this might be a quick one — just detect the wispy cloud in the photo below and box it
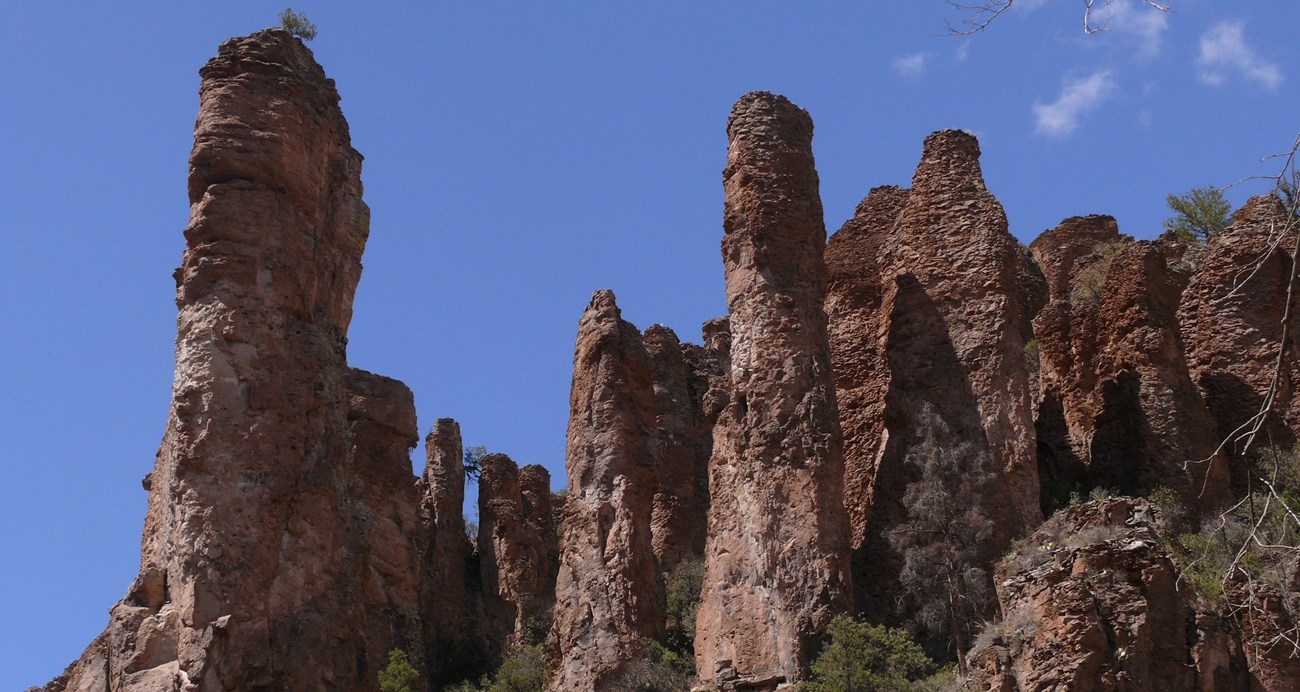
[892,52,931,78]
[1092,0,1169,57]
[1033,70,1117,137]
[1198,20,1283,90]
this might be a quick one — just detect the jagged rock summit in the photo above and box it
[41,28,1300,692]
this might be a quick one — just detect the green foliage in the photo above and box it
[1170,447,1300,606]
[1022,338,1040,376]
[278,8,317,40]
[663,559,705,658]
[612,639,697,691]
[1087,486,1112,502]
[1070,240,1126,305]
[1163,185,1231,244]
[378,649,419,692]
[448,643,547,692]
[464,445,488,483]
[801,615,938,692]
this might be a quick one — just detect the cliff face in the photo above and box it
[829,131,1040,623]
[58,28,385,690]
[694,91,852,689]
[46,31,1300,692]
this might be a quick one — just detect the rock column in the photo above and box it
[695,91,852,687]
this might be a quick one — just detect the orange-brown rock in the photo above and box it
[643,324,714,574]
[695,91,852,687]
[478,455,556,658]
[1180,195,1300,491]
[1030,221,1229,513]
[348,368,425,677]
[551,290,664,690]
[418,418,481,683]
[54,28,393,690]
[968,498,1199,691]
[833,130,1040,622]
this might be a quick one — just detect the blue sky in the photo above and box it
[1,1,1295,686]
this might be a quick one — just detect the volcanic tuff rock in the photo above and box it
[551,290,666,690]
[418,418,481,684]
[54,28,389,690]
[1030,221,1229,513]
[478,455,557,657]
[694,91,852,687]
[1180,195,1300,491]
[830,130,1040,622]
[968,498,1200,691]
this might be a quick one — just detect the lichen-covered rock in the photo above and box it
[550,290,665,690]
[1180,195,1300,492]
[694,91,852,687]
[55,28,391,690]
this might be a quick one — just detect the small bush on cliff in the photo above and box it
[664,559,705,658]
[378,649,419,692]
[1070,240,1126,305]
[464,445,489,483]
[278,8,317,40]
[801,615,938,692]
[612,639,697,691]
[447,643,546,692]
[1163,185,1231,244]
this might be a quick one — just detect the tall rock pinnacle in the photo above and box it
[550,290,665,690]
[52,29,395,690]
[694,91,852,687]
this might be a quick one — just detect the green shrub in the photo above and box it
[611,639,697,691]
[278,8,317,40]
[1023,339,1040,376]
[1070,241,1126,305]
[1163,186,1231,244]
[663,559,705,658]
[379,649,419,692]
[801,615,938,692]
[450,644,546,692]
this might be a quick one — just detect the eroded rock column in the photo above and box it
[695,92,852,687]
[550,291,664,690]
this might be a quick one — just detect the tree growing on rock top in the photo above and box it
[1163,185,1232,244]
[279,8,317,40]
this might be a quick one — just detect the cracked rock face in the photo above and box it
[694,91,852,687]
[1180,195,1300,492]
[52,29,400,691]
[831,130,1040,623]
[550,290,666,690]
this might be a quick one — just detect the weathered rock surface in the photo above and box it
[348,368,425,678]
[1180,195,1300,491]
[644,324,715,575]
[1030,220,1229,513]
[418,418,482,684]
[694,91,852,687]
[551,290,666,690]
[478,455,557,657]
[54,28,392,691]
[832,130,1040,622]
[967,498,1200,691]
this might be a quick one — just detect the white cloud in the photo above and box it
[1198,20,1283,90]
[892,52,931,77]
[1092,0,1169,57]
[1033,70,1117,137]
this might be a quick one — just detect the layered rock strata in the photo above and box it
[695,91,852,687]
[55,28,390,690]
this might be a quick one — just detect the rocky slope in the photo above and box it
[45,28,1300,692]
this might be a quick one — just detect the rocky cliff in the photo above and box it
[44,28,1300,692]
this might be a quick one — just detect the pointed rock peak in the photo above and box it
[584,289,622,319]
[1228,193,1290,229]
[726,91,813,143]
[852,185,911,220]
[913,128,986,193]
[643,324,682,349]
